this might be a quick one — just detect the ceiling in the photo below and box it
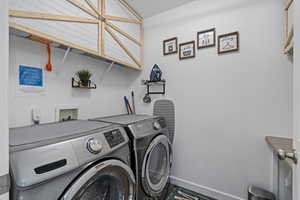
[125,0,194,18]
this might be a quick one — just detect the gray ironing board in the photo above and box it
[153,100,175,144]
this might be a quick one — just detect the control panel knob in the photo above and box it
[153,121,161,130]
[87,138,102,154]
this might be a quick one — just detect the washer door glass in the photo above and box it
[61,160,135,200]
[142,135,171,197]
[75,171,126,200]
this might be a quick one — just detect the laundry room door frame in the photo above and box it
[0,0,9,199]
[293,0,300,199]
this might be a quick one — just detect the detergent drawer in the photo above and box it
[10,141,79,188]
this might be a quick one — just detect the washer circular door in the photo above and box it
[142,135,172,197]
[61,159,135,200]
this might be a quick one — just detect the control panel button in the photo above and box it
[87,138,102,154]
[153,121,161,130]
[158,118,167,128]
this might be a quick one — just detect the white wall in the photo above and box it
[9,36,140,127]
[132,0,293,199]
[8,0,293,199]
[0,194,9,200]
[0,0,9,199]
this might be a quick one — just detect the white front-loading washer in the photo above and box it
[9,120,136,200]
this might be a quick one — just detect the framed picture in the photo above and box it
[163,37,178,55]
[197,28,216,49]
[218,32,239,54]
[179,41,195,60]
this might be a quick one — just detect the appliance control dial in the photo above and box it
[87,138,102,154]
[153,121,161,130]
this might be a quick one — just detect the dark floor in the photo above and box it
[166,185,217,200]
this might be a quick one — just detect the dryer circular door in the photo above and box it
[61,159,135,200]
[142,135,172,197]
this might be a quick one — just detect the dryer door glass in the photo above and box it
[61,160,135,200]
[142,135,171,197]
[148,143,168,185]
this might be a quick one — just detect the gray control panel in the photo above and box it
[104,129,125,148]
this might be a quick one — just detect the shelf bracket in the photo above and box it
[62,47,71,63]
[99,61,115,84]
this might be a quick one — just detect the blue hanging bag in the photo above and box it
[150,64,162,82]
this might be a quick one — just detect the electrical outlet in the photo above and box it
[31,106,41,125]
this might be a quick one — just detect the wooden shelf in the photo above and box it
[72,78,97,89]
[9,23,141,71]
[9,0,144,71]
[73,86,97,89]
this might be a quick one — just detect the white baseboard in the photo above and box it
[170,176,246,200]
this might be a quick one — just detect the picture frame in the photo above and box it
[179,41,196,60]
[197,28,216,49]
[218,32,239,54]
[163,37,178,55]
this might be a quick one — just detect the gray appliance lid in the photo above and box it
[90,114,156,125]
[9,120,112,147]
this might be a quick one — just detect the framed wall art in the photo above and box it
[197,28,216,49]
[218,32,239,54]
[163,37,178,55]
[179,41,195,60]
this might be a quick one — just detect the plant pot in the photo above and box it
[80,80,90,87]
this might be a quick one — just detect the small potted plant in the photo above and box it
[76,69,92,87]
